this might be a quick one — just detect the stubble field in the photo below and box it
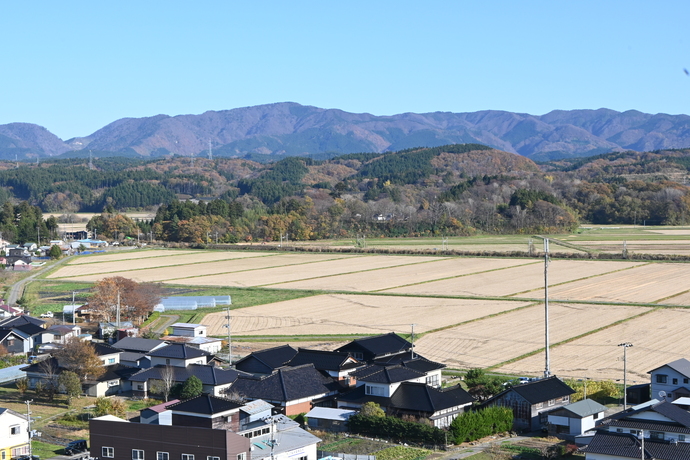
[46,230,690,380]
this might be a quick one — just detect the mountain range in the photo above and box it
[2,102,690,161]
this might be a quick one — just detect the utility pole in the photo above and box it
[410,324,416,359]
[544,238,551,378]
[619,342,633,409]
[25,399,33,459]
[224,305,232,365]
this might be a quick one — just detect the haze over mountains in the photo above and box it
[2,102,690,161]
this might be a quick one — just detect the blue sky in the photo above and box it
[1,1,689,140]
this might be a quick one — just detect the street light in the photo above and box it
[619,342,633,409]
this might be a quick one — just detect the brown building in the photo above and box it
[89,416,250,460]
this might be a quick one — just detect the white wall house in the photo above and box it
[0,408,29,460]
[170,323,206,337]
[648,358,690,402]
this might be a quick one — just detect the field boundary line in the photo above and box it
[416,302,542,339]
[65,249,220,265]
[369,261,541,293]
[486,307,660,371]
[653,288,690,305]
[508,262,651,297]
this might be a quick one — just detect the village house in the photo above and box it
[547,398,608,438]
[0,408,29,460]
[648,358,690,403]
[482,376,575,431]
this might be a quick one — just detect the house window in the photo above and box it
[593,412,599,420]
[108,380,119,387]
[548,399,555,406]
[237,455,246,460]
[365,385,384,396]
[679,434,686,442]
[108,358,116,364]
[535,402,543,409]
[166,359,170,365]
[157,453,169,460]
[2,450,5,460]
[132,450,145,460]
[650,432,664,440]
[10,425,20,435]
[616,428,623,433]
[673,378,679,385]
[657,374,668,384]
[426,375,440,387]
[137,384,144,390]
[207,457,220,460]
[684,378,689,384]
[103,447,115,458]
[353,352,363,360]
[181,454,194,460]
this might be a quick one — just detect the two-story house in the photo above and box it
[581,400,690,459]
[0,408,29,460]
[482,376,575,431]
[648,358,690,402]
[148,343,211,367]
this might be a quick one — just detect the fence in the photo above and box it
[317,452,375,460]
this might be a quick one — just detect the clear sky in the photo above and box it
[1,1,689,140]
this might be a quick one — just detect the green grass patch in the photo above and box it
[374,446,432,460]
[127,399,162,411]
[31,440,66,459]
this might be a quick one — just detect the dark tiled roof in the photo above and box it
[495,376,575,405]
[148,343,210,359]
[235,345,298,371]
[582,430,690,460]
[1,322,45,337]
[112,337,166,353]
[119,352,148,363]
[167,393,243,415]
[0,315,45,328]
[92,342,122,356]
[648,358,690,378]
[231,364,334,402]
[603,401,690,432]
[373,354,445,373]
[288,348,361,372]
[335,333,411,358]
[351,364,425,384]
[389,383,475,413]
[0,329,24,342]
[130,364,243,386]
[337,384,389,407]
[21,357,63,375]
[91,364,140,383]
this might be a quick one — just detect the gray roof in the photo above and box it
[129,364,243,386]
[351,364,426,384]
[582,431,690,460]
[112,337,166,353]
[648,358,690,378]
[231,364,335,402]
[148,343,210,359]
[561,398,608,418]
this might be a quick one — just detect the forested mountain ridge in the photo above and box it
[2,103,690,161]
[0,144,689,245]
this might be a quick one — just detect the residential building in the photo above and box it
[334,332,412,363]
[46,324,81,344]
[234,345,298,375]
[148,343,211,367]
[130,364,244,398]
[305,407,355,432]
[482,376,575,431]
[0,408,29,460]
[648,358,690,402]
[0,329,31,355]
[161,336,224,355]
[581,400,690,459]
[287,348,362,380]
[547,398,608,437]
[231,364,338,416]
[89,416,250,460]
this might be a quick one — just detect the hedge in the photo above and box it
[347,414,445,445]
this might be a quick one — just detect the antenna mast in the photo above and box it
[225,305,232,365]
[544,238,551,378]
[208,140,213,160]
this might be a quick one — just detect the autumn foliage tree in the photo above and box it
[88,276,161,325]
[55,337,105,382]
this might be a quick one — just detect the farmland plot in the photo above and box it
[516,263,690,304]
[413,303,648,370]
[48,251,270,278]
[161,255,446,288]
[495,308,690,381]
[69,249,200,264]
[265,257,534,292]
[384,260,644,298]
[203,294,532,336]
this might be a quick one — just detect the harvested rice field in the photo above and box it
[43,244,690,378]
[203,294,533,336]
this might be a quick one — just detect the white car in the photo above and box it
[40,311,54,318]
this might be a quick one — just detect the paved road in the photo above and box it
[7,255,74,306]
[153,314,180,334]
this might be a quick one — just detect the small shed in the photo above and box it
[547,398,608,437]
[306,407,356,432]
[171,323,206,337]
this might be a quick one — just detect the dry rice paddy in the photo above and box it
[46,246,690,378]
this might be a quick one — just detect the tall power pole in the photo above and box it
[544,238,551,378]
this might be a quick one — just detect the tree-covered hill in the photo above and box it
[0,144,689,245]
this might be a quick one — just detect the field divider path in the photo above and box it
[653,287,690,305]
[507,262,651,298]
[370,260,541,293]
[67,249,220,265]
[415,301,543,339]
[486,306,659,371]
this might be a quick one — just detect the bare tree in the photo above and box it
[150,365,176,401]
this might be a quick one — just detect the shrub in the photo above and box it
[449,406,513,443]
[347,414,445,445]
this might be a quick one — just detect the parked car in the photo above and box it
[39,311,53,318]
[16,455,40,460]
[64,440,88,456]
